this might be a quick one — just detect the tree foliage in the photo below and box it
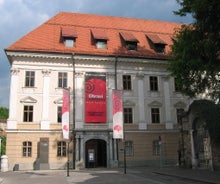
[1,135,6,155]
[169,0,220,100]
[0,107,8,119]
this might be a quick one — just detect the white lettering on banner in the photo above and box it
[89,94,104,99]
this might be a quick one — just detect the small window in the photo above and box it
[126,42,137,51]
[23,105,33,122]
[57,106,62,123]
[176,108,184,124]
[153,140,160,156]
[154,44,165,53]
[64,39,75,47]
[61,27,77,47]
[150,76,158,91]
[124,107,133,124]
[123,75,132,90]
[58,72,67,88]
[125,141,133,156]
[25,71,35,87]
[151,108,160,123]
[120,32,138,51]
[96,40,107,49]
[22,141,32,157]
[57,141,67,157]
[146,34,167,54]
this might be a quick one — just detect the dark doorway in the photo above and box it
[85,139,107,168]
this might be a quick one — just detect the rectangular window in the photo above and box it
[57,106,62,123]
[126,42,137,51]
[22,141,32,157]
[123,75,132,90]
[23,105,33,122]
[151,108,160,123]
[58,72,67,88]
[57,141,67,157]
[124,107,133,124]
[64,39,75,47]
[176,108,184,124]
[153,140,160,156]
[150,76,158,91]
[25,71,35,87]
[96,40,107,49]
[125,141,133,156]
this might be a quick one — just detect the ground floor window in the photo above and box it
[152,140,160,156]
[22,141,32,157]
[125,141,133,156]
[57,141,67,157]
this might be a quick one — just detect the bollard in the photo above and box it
[1,155,8,172]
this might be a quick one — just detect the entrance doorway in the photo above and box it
[85,139,107,168]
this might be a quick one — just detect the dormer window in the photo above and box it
[64,39,75,47]
[91,29,108,49]
[146,34,167,53]
[96,40,107,49]
[120,32,138,51]
[61,27,78,47]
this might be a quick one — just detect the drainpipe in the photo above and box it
[72,53,76,170]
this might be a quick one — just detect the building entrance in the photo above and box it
[85,139,107,168]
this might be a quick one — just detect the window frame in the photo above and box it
[58,72,67,88]
[23,105,33,122]
[124,107,133,124]
[22,141,32,157]
[126,41,137,51]
[125,141,133,156]
[64,38,75,47]
[152,140,160,156]
[149,76,158,91]
[123,75,132,90]
[25,71,35,87]
[96,40,107,49]
[57,106,62,123]
[151,108,160,124]
[57,141,67,157]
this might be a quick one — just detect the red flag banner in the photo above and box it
[112,89,123,139]
[62,89,70,140]
[85,73,106,123]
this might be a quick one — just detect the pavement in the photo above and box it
[0,167,220,184]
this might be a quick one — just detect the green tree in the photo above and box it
[1,135,6,155]
[0,107,9,119]
[169,0,220,100]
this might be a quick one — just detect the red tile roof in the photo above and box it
[6,12,182,59]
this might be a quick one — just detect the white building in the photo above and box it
[5,12,190,170]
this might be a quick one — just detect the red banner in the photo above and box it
[112,89,123,139]
[85,74,106,123]
[62,89,70,140]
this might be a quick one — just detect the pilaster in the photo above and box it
[41,70,51,130]
[7,68,20,129]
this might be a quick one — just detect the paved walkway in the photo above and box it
[1,167,220,184]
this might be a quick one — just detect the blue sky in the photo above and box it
[0,0,192,108]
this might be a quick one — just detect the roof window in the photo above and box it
[91,29,108,49]
[146,34,167,53]
[120,32,138,51]
[61,27,78,47]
